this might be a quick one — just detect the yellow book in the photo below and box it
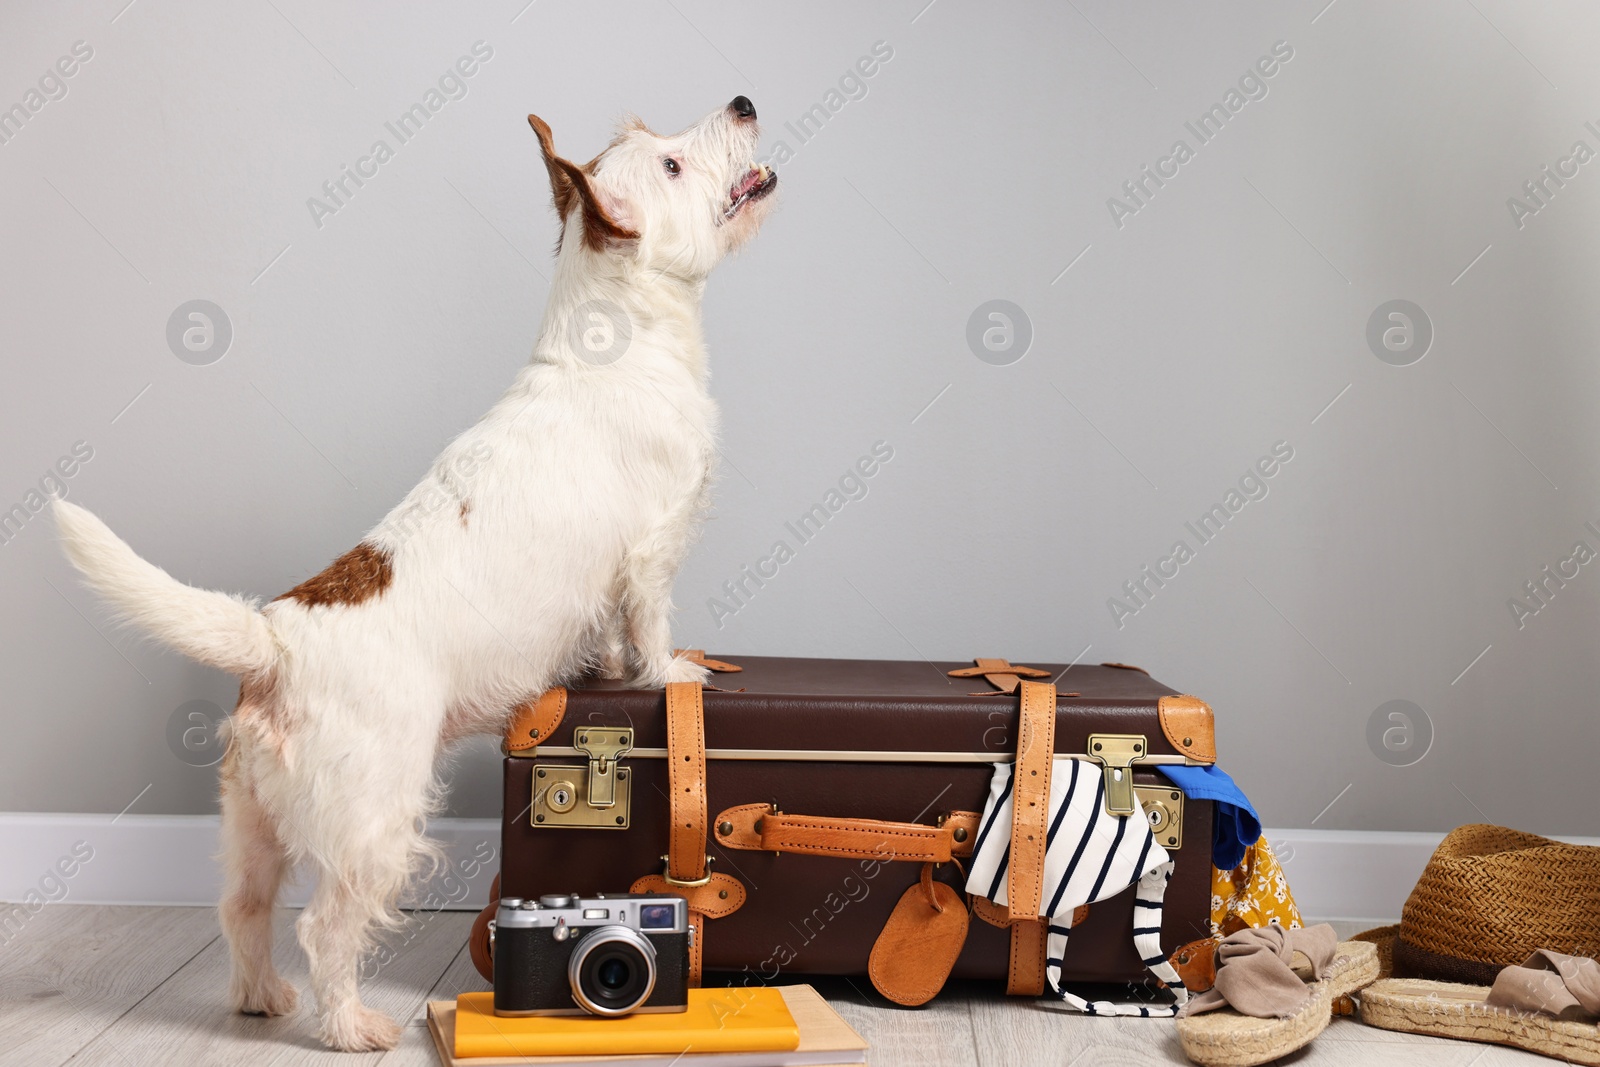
[453,987,800,1059]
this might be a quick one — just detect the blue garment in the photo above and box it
[1157,763,1261,870]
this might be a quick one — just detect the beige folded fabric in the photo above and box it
[1176,933,1379,1067]
[1184,923,1338,1018]
[1488,950,1600,1021]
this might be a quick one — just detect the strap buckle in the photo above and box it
[660,854,715,888]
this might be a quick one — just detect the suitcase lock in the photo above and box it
[530,728,634,829]
[1087,734,1145,817]
[1132,785,1184,849]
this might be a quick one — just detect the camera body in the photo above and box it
[491,892,691,1017]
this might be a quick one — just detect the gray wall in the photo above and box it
[4,0,1597,837]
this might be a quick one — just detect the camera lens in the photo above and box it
[568,926,657,1016]
[598,958,630,990]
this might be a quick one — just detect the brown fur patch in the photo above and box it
[273,543,393,608]
[459,499,471,526]
[528,114,577,248]
[236,671,278,712]
[230,668,290,758]
[527,113,639,252]
[559,156,640,251]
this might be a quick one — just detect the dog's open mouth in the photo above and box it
[724,163,777,219]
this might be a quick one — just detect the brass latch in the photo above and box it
[575,728,633,808]
[1087,733,1146,816]
[532,727,634,830]
[1133,785,1184,849]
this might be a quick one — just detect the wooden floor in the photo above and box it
[0,908,1550,1066]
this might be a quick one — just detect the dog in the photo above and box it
[52,96,776,1051]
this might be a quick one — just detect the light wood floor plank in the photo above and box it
[62,908,473,1067]
[0,905,218,1067]
[378,915,489,1067]
[807,975,978,1067]
[969,991,1186,1067]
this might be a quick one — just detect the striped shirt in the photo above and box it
[965,758,1188,1015]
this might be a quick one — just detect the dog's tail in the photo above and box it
[52,499,280,677]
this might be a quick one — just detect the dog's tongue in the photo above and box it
[730,164,770,200]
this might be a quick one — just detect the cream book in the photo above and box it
[426,984,867,1067]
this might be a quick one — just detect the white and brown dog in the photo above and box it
[53,97,776,1051]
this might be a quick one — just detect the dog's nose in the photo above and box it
[729,95,756,119]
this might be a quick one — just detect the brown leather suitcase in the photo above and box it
[471,654,1218,1004]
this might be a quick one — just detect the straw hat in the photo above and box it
[1356,824,1600,985]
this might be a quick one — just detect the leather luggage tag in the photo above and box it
[868,863,969,1006]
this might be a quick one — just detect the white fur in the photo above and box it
[53,500,280,676]
[53,100,775,1052]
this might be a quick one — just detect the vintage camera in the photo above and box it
[491,893,690,1017]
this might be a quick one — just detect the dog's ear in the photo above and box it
[528,114,640,251]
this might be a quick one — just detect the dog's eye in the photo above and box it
[662,157,681,176]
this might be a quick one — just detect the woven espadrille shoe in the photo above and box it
[1174,925,1380,1067]
[1361,949,1600,1065]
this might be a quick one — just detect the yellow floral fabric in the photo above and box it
[1211,835,1302,937]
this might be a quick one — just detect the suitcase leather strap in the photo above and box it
[1009,918,1049,997]
[655,681,751,986]
[665,681,710,884]
[1006,680,1056,995]
[713,805,981,863]
[974,896,1088,931]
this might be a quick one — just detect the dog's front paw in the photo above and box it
[235,974,298,1017]
[664,657,711,685]
[635,656,711,688]
[320,1004,402,1052]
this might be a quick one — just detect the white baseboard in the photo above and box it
[3,815,1596,923]
[0,813,500,911]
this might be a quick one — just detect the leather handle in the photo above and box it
[665,682,708,883]
[947,657,1050,694]
[714,805,980,862]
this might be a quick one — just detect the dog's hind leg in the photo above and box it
[296,868,405,1052]
[218,747,298,1017]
